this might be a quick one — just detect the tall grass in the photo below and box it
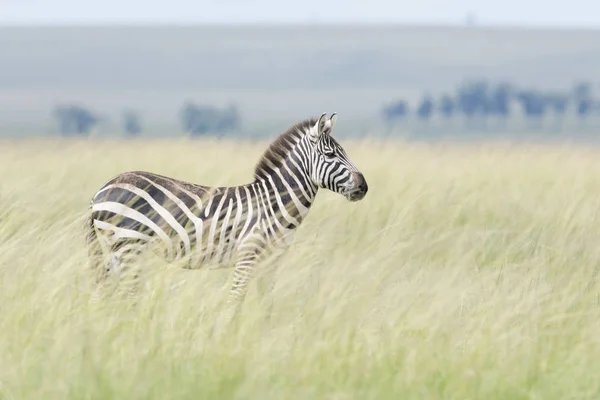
[0,138,599,399]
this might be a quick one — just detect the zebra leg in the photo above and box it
[214,249,263,335]
[111,242,146,301]
[91,237,147,303]
[89,228,117,303]
[90,266,113,303]
[256,250,286,325]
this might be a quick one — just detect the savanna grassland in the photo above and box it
[1,137,600,399]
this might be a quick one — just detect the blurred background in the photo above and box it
[1,0,600,141]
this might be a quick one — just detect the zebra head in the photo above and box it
[308,113,368,202]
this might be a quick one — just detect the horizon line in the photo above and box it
[0,21,599,31]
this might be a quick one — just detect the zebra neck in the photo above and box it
[251,162,317,226]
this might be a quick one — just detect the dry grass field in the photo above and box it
[0,137,599,399]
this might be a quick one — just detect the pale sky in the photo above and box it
[0,0,599,27]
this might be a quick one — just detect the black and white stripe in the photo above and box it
[86,112,368,327]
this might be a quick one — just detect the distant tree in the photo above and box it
[416,95,434,121]
[577,98,593,120]
[382,100,409,123]
[181,102,201,133]
[516,90,547,129]
[486,82,512,130]
[455,80,490,126]
[215,104,241,133]
[122,109,142,137]
[572,81,593,103]
[465,12,477,27]
[546,93,569,115]
[489,83,511,116]
[180,101,241,137]
[439,95,455,119]
[53,105,98,136]
[571,82,594,125]
[545,93,569,131]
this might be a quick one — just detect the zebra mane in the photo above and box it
[253,117,317,180]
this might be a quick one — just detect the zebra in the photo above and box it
[86,112,368,328]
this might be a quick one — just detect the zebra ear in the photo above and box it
[327,112,337,136]
[312,112,328,139]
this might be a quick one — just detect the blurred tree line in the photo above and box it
[179,102,241,136]
[382,80,598,133]
[52,102,241,137]
[51,79,600,138]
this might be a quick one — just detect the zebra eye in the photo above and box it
[323,149,335,157]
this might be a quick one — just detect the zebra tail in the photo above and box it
[84,207,104,272]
